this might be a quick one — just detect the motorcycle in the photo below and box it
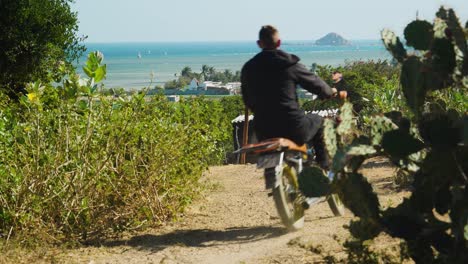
[234,100,347,230]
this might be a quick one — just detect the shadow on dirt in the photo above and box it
[101,226,287,252]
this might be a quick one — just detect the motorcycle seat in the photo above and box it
[235,138,307,155]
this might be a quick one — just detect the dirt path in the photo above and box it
[8,162,404,264]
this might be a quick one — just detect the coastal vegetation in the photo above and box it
[163,65,240,90]
[302,59,403,116]
[0,52,243,243]
[0,0,84,99]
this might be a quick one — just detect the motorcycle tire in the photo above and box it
[327,193,346,216]
[269,165,305,231]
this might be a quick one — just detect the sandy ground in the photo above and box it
[1,160,409,264]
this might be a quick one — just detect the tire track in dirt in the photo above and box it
[56,164,357,264]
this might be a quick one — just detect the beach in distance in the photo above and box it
[77,40,390,89]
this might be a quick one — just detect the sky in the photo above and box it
[72,0,468,42]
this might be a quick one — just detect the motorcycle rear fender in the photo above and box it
[260,152,284,189]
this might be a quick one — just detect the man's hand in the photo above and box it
[339,90,347,99]
[331,87,338,97]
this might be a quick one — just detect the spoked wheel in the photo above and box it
[270,164,305,231]
[327,193,345,216]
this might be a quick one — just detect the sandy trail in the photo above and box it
[12,161,401,264]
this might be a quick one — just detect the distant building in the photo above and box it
[225,82,241,95]
[187,78,200,90]
[199,81,223,91]
[167,95,180,102]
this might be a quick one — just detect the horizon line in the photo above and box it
[82,39,382,44]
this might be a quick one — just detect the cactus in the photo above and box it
[431,38,456,84]
[346,145,376,156]
[313,7,468,263]
[434,7,468,88]
[444,8,467,54]
[298,167,330,197]
[381,129,424,160]
[323,118,337,157]
[370,115,398,146]
[404,20,434,50]
[381,29,407,63]
[418,110,464,150]
[400,56,427,114]
[336,102,357,144]
[434,17,448,39]
[335,172,380,220]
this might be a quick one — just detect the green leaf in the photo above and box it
[381,29,407,63]
[382,129,424,159]
[400,56,426,114]
[404,20,434,50]
[94,65,106,83]
[79,85,91,95]
[78,100,88,110]
[82,66,94,78]
[86,52,99,72]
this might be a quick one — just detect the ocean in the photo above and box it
[77,40,390,89]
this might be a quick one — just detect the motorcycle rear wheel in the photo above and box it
[270,164,305,231]
[327,193,345,216]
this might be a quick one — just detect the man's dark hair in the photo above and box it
[259,25,279,49]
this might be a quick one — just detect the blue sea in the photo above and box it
[77,40,390,89]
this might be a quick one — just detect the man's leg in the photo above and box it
[304,113,330,170]
[309,127,330,170]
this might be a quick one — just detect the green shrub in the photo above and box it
[0,52,234,243]
[305,60,403,116]
[0,0,84,98]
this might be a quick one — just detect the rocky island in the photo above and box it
[315,33,350,46]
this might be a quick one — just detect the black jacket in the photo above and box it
[241,49,333,144]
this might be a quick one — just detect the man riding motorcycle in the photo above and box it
[241,25,338,169]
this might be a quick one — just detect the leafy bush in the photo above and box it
[321,7,467,263]
[0,52,235,243]
[303,60,403,116]
[0,0,84,98]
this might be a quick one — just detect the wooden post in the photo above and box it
[240,107,249,164]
